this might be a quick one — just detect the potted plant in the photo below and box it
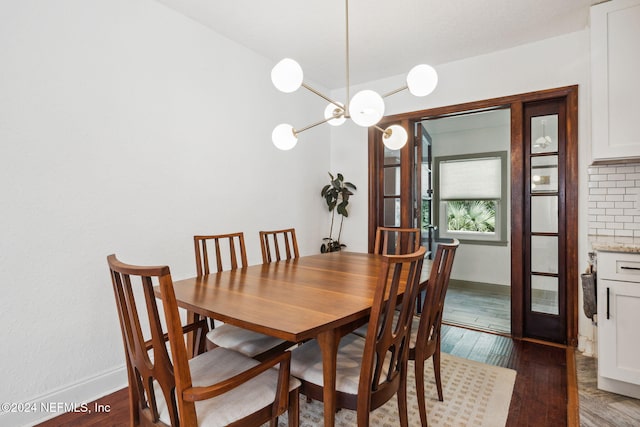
[320,172,357,252]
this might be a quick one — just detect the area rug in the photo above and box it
[271,352,516,427]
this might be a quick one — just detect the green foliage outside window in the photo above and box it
[421,199,431,230]
[447,200,496,233]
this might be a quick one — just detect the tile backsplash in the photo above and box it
[588,164,640,236]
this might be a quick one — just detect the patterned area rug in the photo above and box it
[272,352,516,427]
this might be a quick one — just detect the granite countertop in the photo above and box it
[589,235,640,253]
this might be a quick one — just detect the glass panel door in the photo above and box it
[524,104,566,343]
[418,124,434,257]
[383,145,402,226]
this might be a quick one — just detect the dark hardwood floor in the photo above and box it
[36,324,570,427]
[441,324,569,426]
[35,389,129,427]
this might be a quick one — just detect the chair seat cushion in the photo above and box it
[290,333,390,395]
[207,324,287,357]
[156,347,299,427]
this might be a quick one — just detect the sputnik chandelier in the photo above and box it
[271,0,438,151]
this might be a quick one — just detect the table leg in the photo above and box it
[186,310,196,357]
[316,329,340,427]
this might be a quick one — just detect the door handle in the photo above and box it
[606,287,610,320]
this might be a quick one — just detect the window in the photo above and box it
[434,152,507,244]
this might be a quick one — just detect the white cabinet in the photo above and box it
[597,251,640,398]
[591,0,640,163]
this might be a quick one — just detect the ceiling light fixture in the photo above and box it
[534,120,552,149]
[271,0,438,151]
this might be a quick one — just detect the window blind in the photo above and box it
[440,156,502,200]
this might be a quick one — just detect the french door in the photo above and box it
[368,86,578,345]
[367,119,419,251]
[523,99,567,343]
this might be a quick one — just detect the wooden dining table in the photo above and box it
[162,250,431,426]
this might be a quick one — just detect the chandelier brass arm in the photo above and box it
[383,85,409,99]
[302,83,345,113]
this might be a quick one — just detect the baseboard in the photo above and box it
[449,279,511,294]
[598,374,640,399]
[1,365,127,427]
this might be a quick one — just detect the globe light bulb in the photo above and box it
[406,64,438,97]
[535,135,552,147]
[349,90,385,127]
[272,124,298,150]
[382,125,408,150]
[271,58,303,93]
[324,103,346,126]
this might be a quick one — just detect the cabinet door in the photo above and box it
[591,0,640,162]
[597,278,640,384]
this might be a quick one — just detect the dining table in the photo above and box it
[161,250,431,426]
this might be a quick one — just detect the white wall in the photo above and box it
[429,113,511,286]
[0,0,330,425]
[329,30,594,351]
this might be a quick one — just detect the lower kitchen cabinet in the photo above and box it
[597,251,640,398]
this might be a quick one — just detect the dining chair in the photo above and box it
[289,247,426,427]
[351,239,458,426]
[107,254,299,427]
[350,226,423,339]
[373,226,421,255]
[259,228,299,263]
[409,238,459,426]
[194,233,293,361]
[194,232,248,275]
[194,232,247,332]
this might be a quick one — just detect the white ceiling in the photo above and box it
[155,0,604,90]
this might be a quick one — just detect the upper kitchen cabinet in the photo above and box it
[591,0,640,163]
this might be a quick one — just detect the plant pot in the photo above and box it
[321,239,345,253]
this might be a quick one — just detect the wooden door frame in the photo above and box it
[368,85,579,346]
[367,118,414,252]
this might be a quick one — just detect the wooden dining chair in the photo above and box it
[194,232,247,332]
[410,238,459,427]
[351,239,458,425]
[194,232,248,275]
[194,233,293,361]
[107,254,299,427]
[259,228,299,263]
[290,247,426,427]
[350,226,423,339]
[373,226,421,255]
